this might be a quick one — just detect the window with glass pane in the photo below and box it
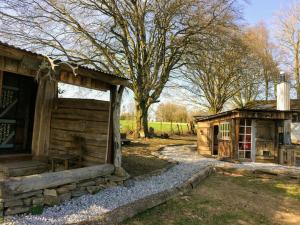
[238,119,252,159]
[219,122,230,140]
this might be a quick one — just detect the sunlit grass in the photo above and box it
[120,120,190,134]
[123,173,300,225]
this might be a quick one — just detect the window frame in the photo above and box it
[219,122,230,140]
[238,119,252,159]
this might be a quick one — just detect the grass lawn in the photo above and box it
[120,120,191,134]
[122,136,197,177]
[122,173,300,225]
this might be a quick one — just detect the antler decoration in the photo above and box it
[36,56,79,82]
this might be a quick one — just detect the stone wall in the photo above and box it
[0,164,126,216]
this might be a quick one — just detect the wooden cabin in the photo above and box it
[195,108,299,164]
[0,42,130,216]
[195,74,300,166]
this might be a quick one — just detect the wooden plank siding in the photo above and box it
[49,98,110,165]
[218,140,231,158]
[196,122,211,155]
[234,118,240,159]
[59,71,111,91]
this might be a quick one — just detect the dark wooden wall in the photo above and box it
[49,98,110,165]
[255,120,276,161]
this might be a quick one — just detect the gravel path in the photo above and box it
[5,145,300,225]
[159,145,300,174]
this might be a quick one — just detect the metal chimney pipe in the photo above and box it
[277,72,290,111]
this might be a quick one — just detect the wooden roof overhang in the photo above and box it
[0,42,129,91]
[194,109,296,123]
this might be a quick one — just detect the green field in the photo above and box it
[120,120,191,134]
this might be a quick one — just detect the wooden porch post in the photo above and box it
[109,85,125,168]
[230,119,236,158]
[234,118,240,159]
[31,77,57,160]
[274,120,279,163]
[251,120,257,162]
[0,70,3,98]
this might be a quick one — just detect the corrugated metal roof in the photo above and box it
[194,107,299,122]
[0,41,129,81]
[245,100,300,111]
[0,41,44,56]
[194,99,300,122]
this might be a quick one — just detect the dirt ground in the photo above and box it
[122,135,197,177]
[123,172,300,225]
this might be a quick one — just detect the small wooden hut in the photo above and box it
[0,42,130,216]
[195,74,300,166]
[195,109,299,163]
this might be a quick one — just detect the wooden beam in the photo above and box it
[59,64,129,86]
[2,164,114,194]
[31,78,58,159]
[59,71,111,91]
[0,56,39,77]
[109,85,125,168]
[234,118,240,159]
[230,119,236,158]
[275,121,279,163]
[0,70,3,98]
[106,87,114,164]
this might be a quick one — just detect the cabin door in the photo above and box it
[0,72,37,154]
[212,125,219,155]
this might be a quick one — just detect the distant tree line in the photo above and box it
[155,103,188,123]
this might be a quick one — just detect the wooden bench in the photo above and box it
[49,136,86,172]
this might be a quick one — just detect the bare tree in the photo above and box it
[231,60,261,108]
[231,24,280,107]
[243,23,279,100]
[0,0,240,137]
[183,28,253,114]
[274,2,300,98]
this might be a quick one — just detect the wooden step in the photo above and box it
[0,154,32,163]
[0,160,49,178]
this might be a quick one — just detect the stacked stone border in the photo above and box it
[0,164,127,216]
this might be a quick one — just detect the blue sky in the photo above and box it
[242,0,291,26]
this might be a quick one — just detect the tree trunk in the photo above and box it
[264,71,269,100]
[111,85,125,168]
[296,64,300,99]
[273,78,278,98]
[134,102,149,138]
